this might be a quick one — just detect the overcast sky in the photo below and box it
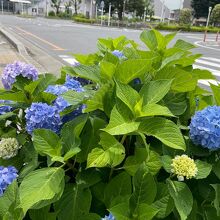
[164,0,183,10]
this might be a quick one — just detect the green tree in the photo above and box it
[179,8,192,24]
[104,0,124,20]
[127,0,154,19]
[71,0,82,15]
[51,0,62,14]
[191,0,220,18]
[211,3,220,25]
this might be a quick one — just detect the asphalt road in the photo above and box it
[0,15,220,86]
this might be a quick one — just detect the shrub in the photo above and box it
[179,8,193,25]
[0,30,220,219]
[73,16,96,24]
[57,12,71,19]
[48,10,55,17]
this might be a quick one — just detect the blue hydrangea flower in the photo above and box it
[61,105,86,124]
[133,78,141,85]
[25,103,61,134]
[0,100,12,115]
[45,85,69,96]
[112,50,125,58]
[2,61,38,90]
[64,75,84,92]
[190,106,220,150]
[54,96,70,113]
[101,213,115,220]
[0,166,18,196]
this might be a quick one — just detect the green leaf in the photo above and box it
[62,90,89,106]
[64,65,101,83]
[28,206,57,220]
[145,151,162,175]
[0,112,16,121]
[174,39,195,50]
[130,165,157,214]
[116,81,140,112]
[100,61,116,80]
[124,148,148,176]
[87,132,125,168]
[140,30,165,50]
[140,80,172,105]
[167,179,193,220]
[18,167,65,215]
[163,93,187,116]
[0,181,18,217]
[192,69,215,80]
[85,83,113,113]
[155,67,197,92]
[115,59,152,84]
[0,91,27,102]
[104,172,132,208]
[55,184,92,220]
[136,203,159,220]
[210,84,220,105]
[195,160,212,179]
[33,129,62,160]
[211,184,220,216]
[103,105,139,135]
[61,114,88,155]
[152,183,174,219]
[110,201,130,220]
[139,118,186,150]
[161,155,172,173]
[138,103,174,117]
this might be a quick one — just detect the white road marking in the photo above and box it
[196,59,220,68]
[200,57,220,63]
[193,65,220,77]
[194,41,220,51]
[62,57,78,65]
[199,79,219,86]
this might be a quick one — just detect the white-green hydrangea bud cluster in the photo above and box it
[0,138,21,159]
[171,154,198,181]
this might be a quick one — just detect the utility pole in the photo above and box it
[143,6,147,22]
[160,0,165,22]
[100,1,104,26]
[1,0,3,14]
[206,6,212,28]
[123,0,126,19]
[108,3,111,26]
[90,0,93,19]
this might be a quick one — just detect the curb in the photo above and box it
[0,24,47,73]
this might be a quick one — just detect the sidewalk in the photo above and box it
[0,33,24,74]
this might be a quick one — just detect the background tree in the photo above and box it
[191,0,220,18]
[210,3,220,25]
[51,0,62,14]
[179,8,193,24]
[65,1,72,14]
[104,0,124,20]
[127,0,154,19]
[71,0,82,15]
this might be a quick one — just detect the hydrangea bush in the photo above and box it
[0,29,219,219]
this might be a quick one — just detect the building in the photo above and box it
[183,0,192,9]
[152,0,170,20]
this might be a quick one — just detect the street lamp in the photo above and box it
[160,0,165,22]
[108,3,112,26]
[206,6,212,28]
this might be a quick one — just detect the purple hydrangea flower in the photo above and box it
[190,106,220,150]
[0,100,12,115]
[101,213,115,220]
[25,103,61,134]
[2,61,38,90]
[45,85,69,96]
[0,166,18,196]
[112,50,125,59]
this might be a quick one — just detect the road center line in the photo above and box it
[15,27,65,51]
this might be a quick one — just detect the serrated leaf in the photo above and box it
[104,172,131,208]
[18,168,65,215]
[140,80,172,105]
[139,118,186,150]
[115,59,152,83]
[167,179,193,220]
[33,129,62,160]
[87,133,125,168]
